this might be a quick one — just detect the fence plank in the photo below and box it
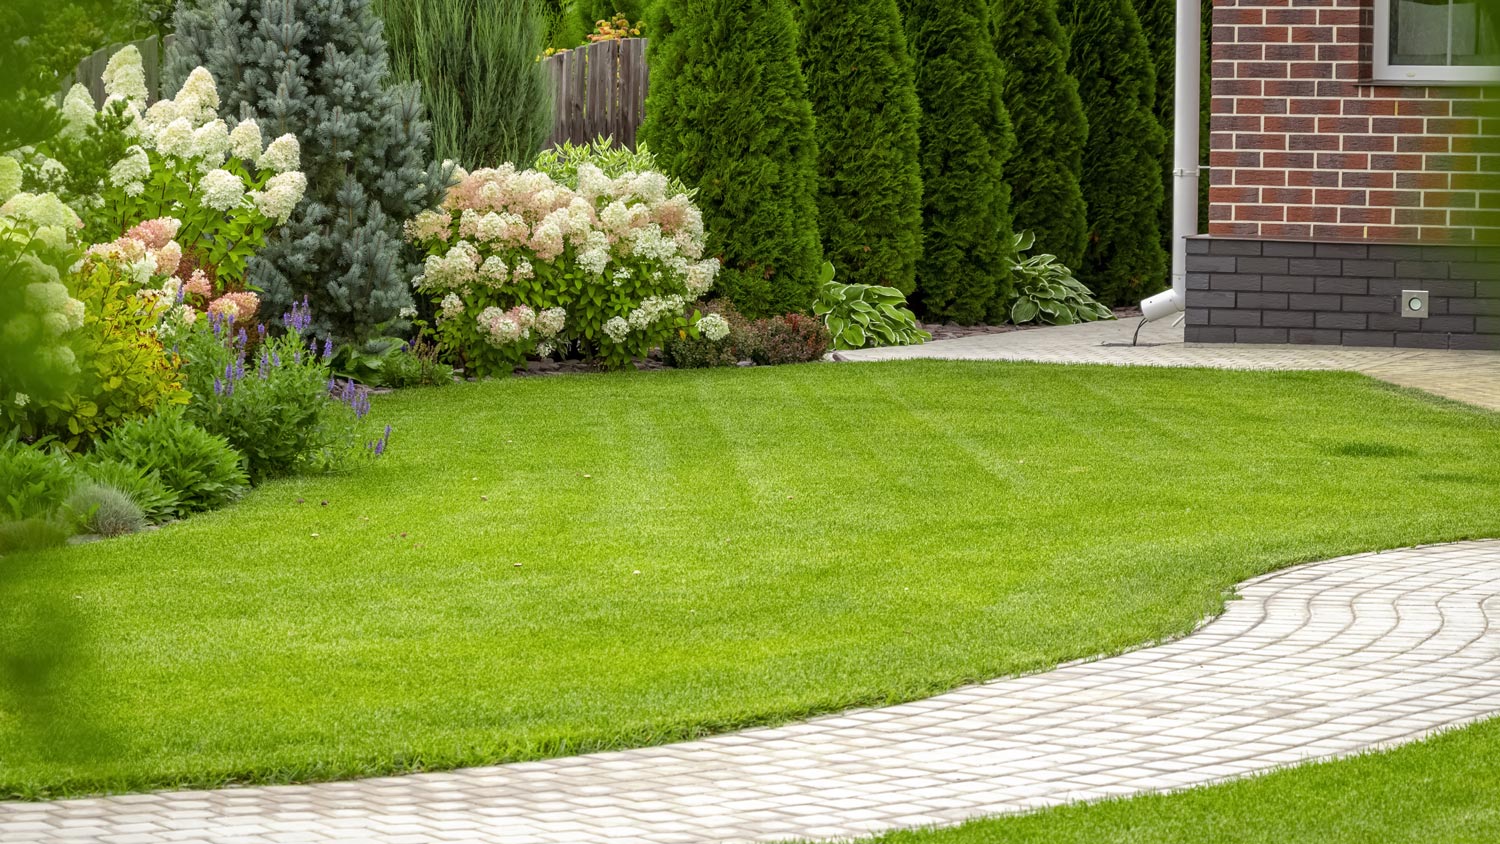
[540,38,648,153]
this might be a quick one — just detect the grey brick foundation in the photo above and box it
[1184,237,1500,350]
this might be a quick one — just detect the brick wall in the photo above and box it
[1185,237,1500,349]
[1209,0,1500,242]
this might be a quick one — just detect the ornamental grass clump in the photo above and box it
[405,160,723,373]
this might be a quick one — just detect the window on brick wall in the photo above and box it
[1375,0,1500,82]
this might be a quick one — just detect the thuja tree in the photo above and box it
[169,0,447,342]
[1061,0,1166,307]
[375,0,553,167]
[992,0,1088,269]
[904,0,1015,324]
[1136,0,1175,255]
[639,0,822,317]
[800,0,923,294]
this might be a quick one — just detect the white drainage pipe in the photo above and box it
[1140,0,1202,324]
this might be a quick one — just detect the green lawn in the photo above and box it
[859,716,1500,844]
[2,360,1498,799]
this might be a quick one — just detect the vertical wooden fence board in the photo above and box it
[65,35,178,106]
[539,38,649,153]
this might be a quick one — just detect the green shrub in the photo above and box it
[0,518,72,556]
[180,305,377,481]
[814,261,931,350]
[382,338,456,388]
[89,409,249,516]
[74,457,179,524]
[0,192,88,426]
[904,0,1016,324]
[992,0,1090,269]
[1004,231,1114,325]
[0,438,75,523]
[744,313,831,366]
[1062,0,1168,306]
[375,0,553,167]
[640,0,823,317]
[799,0,923,294]
[66,482,146,538]
[662,300,746,369]
[13,254,187,450]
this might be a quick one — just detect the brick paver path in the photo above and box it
[4,541,1499,843]
[836,319,1500,410]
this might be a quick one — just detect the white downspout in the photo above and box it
[1140,0,1201,323]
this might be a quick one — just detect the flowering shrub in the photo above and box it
[406,157,721,373]
[19,47,307,295]
[179,300,389,481]
[0,192,87,424]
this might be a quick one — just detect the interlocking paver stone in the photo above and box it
[834,319,1500,410]
[3,542,1500,843]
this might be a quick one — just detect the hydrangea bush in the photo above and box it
[405,159,723,373]
[19,47,307,295]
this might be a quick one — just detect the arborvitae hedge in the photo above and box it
[991,0,1089,269]
[639,0,823,317]
[1061,0,1167,307]
[800,0,923,294]
[904,0,1015,324]
[1136,0,1175,256]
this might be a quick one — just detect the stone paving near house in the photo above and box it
[834,318,1500,411]
[4,540,1500,843]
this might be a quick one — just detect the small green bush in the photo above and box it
[1005,231,1114,325]
[744,313,831,366]
[0,518,72,556]
[89,409,249,516]
[382,339,456,389]
[66,482,146,538]
[75,457,179,523]
[0,438,75,523]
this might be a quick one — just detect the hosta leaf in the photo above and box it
[1011,299,1040,323]
[841,324,866,348]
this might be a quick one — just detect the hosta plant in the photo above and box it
[405,157,723,373]
[813,262,931,350]
[1005,231,1113,325]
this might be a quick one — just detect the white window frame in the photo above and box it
[1373,0,1500,83]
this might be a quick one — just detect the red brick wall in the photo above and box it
[1208,0,1500,242]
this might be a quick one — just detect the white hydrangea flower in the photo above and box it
[683,259,721,296]
[142,98,178,133]
[512,258,534,280]
[250,171,307,224]
[478,255,509,284]
[101,46,148,105]
[154,117,195,158]
[535,307,566,338]
[258,134,300,173]
[440,293,465,320]
[602,315,630,343]
[1,193,82,231]
[174,67,220,122]
[697,312,730,342]
[191,119,230,168]
[60,85,96,140]
[228,119,263,162]
[200,168,245,211]
[0,157,20,203]
[578,245,609,276]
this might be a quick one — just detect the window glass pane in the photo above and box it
[1452,0,1500,66]
[1391,0,1451,66]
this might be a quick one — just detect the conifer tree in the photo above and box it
[991,0,1088,269]
[639,0,822,317]
[1061,0,1166,306]
[800,0,923,293]
[1136,0,1176,255]
[905,0,1015,324]
[169,0,447,342]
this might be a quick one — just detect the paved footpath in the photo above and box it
[836,319,1500,411]
[4,541,1500,843]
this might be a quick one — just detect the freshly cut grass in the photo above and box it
[861,715,1500,844]
[2,361,1497,798]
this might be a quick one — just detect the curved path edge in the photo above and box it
[3,540,1499,843]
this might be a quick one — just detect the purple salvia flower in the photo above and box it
[238,328,248,347]
[213,377,223,396]
[322,338,333,360]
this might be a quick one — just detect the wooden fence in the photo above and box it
[64,35,177,106]
[543,38,649,150]
[69,34,651,152]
